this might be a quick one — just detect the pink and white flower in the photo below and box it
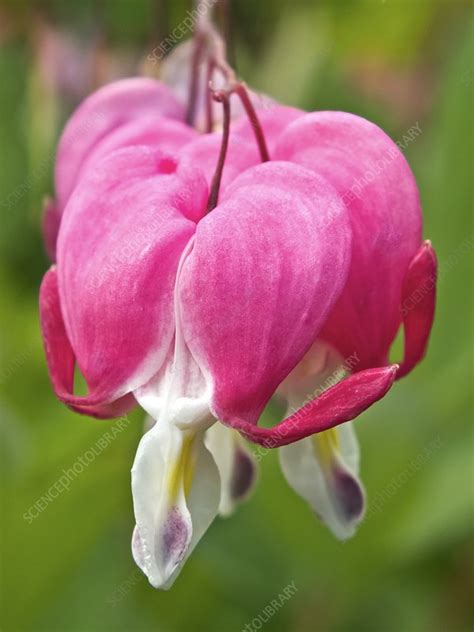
[39,39,436,588]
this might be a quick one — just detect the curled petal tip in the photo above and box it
[39,267,137,418]
[398,241,437,379]
[226,365,397,448]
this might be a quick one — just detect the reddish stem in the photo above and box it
[206,90,231,213]
[232,83,270,162]
[210,60,270,163]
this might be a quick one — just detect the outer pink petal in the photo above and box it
[77,115,197,187]
[56,146,208,404]
[39,267,136,418]
[178,161,351,425]
[276,111,423,370]
[55,78,185,210]
[225,365,398,447]
[398,241,437,378]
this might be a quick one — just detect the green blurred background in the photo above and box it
[1,1,473,630]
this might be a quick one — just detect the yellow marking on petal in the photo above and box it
[313,428,340,470]
[167,432,197,503]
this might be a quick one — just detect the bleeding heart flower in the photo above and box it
[39,17,436,590]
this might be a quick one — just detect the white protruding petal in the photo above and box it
[279,423,365,540]
[277,340,365,540]
[131,237,222,590]
[205,423,258,517]
[131,419,220,589]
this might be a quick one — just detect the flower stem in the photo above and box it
[232,83,270,162]
[206,90,231,213]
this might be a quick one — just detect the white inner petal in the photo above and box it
[278,339,365,540]
[130,238,220,589]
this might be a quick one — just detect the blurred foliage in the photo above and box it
[0,1,473,631]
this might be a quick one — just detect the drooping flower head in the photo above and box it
[39,10,437,589]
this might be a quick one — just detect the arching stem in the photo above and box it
[212,61,270,162]
[206,90,231,214]
[232,83,270,162]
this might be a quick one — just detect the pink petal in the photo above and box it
[39,267,136,418]
[398,241,437,378]
[225,365,398,447]
[55,78,185,210]
[56,146,208,404]
[77,115,197,187]
[276,111,423,370]
[178,161,351,425]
